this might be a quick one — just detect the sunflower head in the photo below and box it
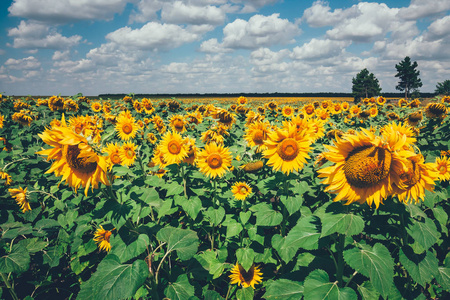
[9,186,31,213]
[115,112,139,141]
[196,142,232,178]
[120,141,137,166]
[231,182,252,200]
[435,156,450,181]
[405,111,423,126]
[425,102,447,119]
[159,131,188,165]
[93,226,114,252]
[229,264,263,289]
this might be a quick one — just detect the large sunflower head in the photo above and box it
[231,182,252,200]
[244,121,271,152]
[91,101,102,112]
[229,264,263,289]
[425,102,447,119]
[159,131,188,165]
[9,187,31,213]
[170,115,186,133]
[115,112,139,141]
[196,142,232,178]
[282,106,295,118]
[263,122,312,175]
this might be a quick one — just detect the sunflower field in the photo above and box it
[0,93,449,300]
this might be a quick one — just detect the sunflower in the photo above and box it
[232,182,252,200]
[1,171,13,186]
[48,96,65,111]
[245,110,265,126]
[387,112,400,121]
[186,111,203,125]
[282,106,294,118]
[266,101,278,111]
[229,264,263,289]
[196,142,232,178]
[441,95,450,103]
[263,123,312,175]
[64,99,79,112]
[398,98,408,107]
[115,112,139,141]
[376,96,387,105]
[435,156,450,181]
[9,187,31,213]
[349,105,361,116]
[93,225,113,252]
[120,141,137,166]
[36,115,109,196]
[182,137,197,165]
[380,122,416,148]
[244,121,271,152]
[240,161,264,173]
[303,104,315,117]
[91,101,102,112]
[405,111,423,127]
[147,133,158,144]
[237,96,248,105]
[133,100,144,113]
[317,128,413,208]
[408,99,421,108]
[331,103,342,114]
[321,100,330,110]
[369,106,378,118]
[0,115,4,128]
[159,131,188,165]
[103,142,122,169]
[425,102,447,119]
[169,115,186,133]
[393,153,437,204]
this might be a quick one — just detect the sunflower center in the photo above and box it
[122,123,133,134]
[104,230,112,242]
[438,164,447,174]
[63,144,97,174]
[252,130,265,145]
[207,153,223,169]
[174,119,184,130]
[277,138,299,161]
[168,140,182,155]
[344,145,392,188]
[399,160,420,187]
[110,152,121,165]
[240,186,248,194]
[125,149,134,159]
[238,265,255,284]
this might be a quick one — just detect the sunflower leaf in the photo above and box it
[204,206,225,225]
[435,267,450,290]
[357,281,380,300]
[157,227,199,261]
[263,279,304,300]
[320,213,365,237]
[249,203,283,226]
[164,274,195,300]
[304,269,357,300]
[236,287,254,300]
[236,248,255,271]
[406,216,440,250]
[343,243,393,299]
[0,244,30,274]
[399,246,438,286]
[77,255,149,300]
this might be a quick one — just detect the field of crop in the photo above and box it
[1,94,449,300]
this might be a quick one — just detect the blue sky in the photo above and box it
[0,0,449,96]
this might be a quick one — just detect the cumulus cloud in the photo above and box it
[8,0,129,23]
[199,38,233,53]
[106,22,201,51]
[301,1,360,27]
[5,56,41,70]
[52,50,70,61]
[250,48,289,65]
[161,1,226,25]
[424,15,450,40]
[290,38,350,60]
[398,0,450,20]
[239,0,279,13]
[8,21,82,49]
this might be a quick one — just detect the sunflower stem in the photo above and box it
[180,165,188,198]
[336,233,346,287]
[281,176,290,236]
[1,273,19,300]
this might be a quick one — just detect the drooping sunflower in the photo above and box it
[425,102,447,119]
[196,142,232,178]
[393,153,438,204]
[263,122,312,175]
[36,115,109,196]
[182,137,197,165]
[244,121,271,152]
[159,131,188,165]
[93,225,113,252]
[240,160,264,173]
[169,115,187,133]
[245,110,265,126]
[398,98,408,107]
[115,112,139,141]
[408,99,421,108]
[441,95,450,103]
[9,186,31,213]
[404,111,423,127]
[317,128,413,208]
[64,99,79,112]
[103,142,122,169]
[231,182,252,200]
[1,171,13,186]
[229,264,263,289]
[120,141,137,166]
[435,156,450,181]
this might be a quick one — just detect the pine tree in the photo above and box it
[435,80,450,96]
[351,68,382,102]
[395,56,422,100]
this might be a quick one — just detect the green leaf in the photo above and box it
[179,196,202,220]
[249,203,282,227]
[132,187,162,208]
[236,248,256,272]
[157,198,176,217]
[17,238,47,253]
[399,247,438,286]
[406,217,440,250]
[264,279,304,300]
[431,207,448,229]
[320,213,364,237]
[165,181,184,197]
[157,227,199,260]
[204,207,225,226]
[435,267,450,290]
[78,255,149,300]
[236,287,254,300]
[304,269,357,300]
[280,195,303,216]
[239,211,251,225]
[165,274,195,300]
[0,244,30,273]
[110,234,149,264]
[357,281,380,300]
[343,243,393,299]
[223,215,243,239]
[203,290,224,300]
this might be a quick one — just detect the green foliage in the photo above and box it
[351,68,382,102]
[435,79,450,96]
[395,56,423,99]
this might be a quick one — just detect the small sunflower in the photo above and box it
[115,112,139,141]
[435,156,450,181]
[238,96,248,105]
[1,171,13,186]
[120,141,137,166]
[282,106,294,118]
[159,131,188,165]
[93,225,113,252]
[263,123,312,175]
[369,106,378,118]
[9,186,31,213]
[244,121,271,152]
[232,182,252,200]
[169,115,187,133]
[196,142,232,178]
[103,142,122,169]
[147,133,158,144]
[91,101,102,112]
[229,264,263,289]
[376,96,387,105]
[240,161,264,173]
[182,137,197,165]
[303,103,315,117]
[405,111,423,127]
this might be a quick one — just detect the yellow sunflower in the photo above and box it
[263,123,312,175]
[147,133,158,144]
[159,131,188,165]
[182,137,197,165]
[169,115,187,133]
[369,106,378,118]
[380,122,416,148]
[103,142,122,169]
[240,161,264,173]
[91,101,102,112]
[405,111,423,127]
[376,96,387,105]
[1,171,13,186]
[36,115,109,196]
[244,121,271,152]
[120,141,137,166]
[196,142,232,178]
[231,182,252,200]
[341,101,350,111]
[238,96,248,105]
[93,225,113,252]
[425,102,447,119]
[303,104,315,117]
[229,264,263,289]
[317,128,413,208]
[282,106,294,118]
[435,156,450,181]
[9,186,31,213]
[115,112,139,141]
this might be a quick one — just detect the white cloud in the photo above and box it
[106,22,201,51]
[5,56,41,70]
[52,50,70,61]
[302,1,360,27]
[199,38,233,53]
[290,39,351,60]
[8,21,82,49]
[398,0,450,20]
[239,0,279,13]
[129,0,164,23]
[161,1,226,25]
[424,15,450,40]
[250,47,289,65]
[8,0,129,23]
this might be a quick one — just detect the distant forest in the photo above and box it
[97,92,437,99]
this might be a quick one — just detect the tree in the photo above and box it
[395,56,422,100]
[435,80,450,96]
[352,68,382,102]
